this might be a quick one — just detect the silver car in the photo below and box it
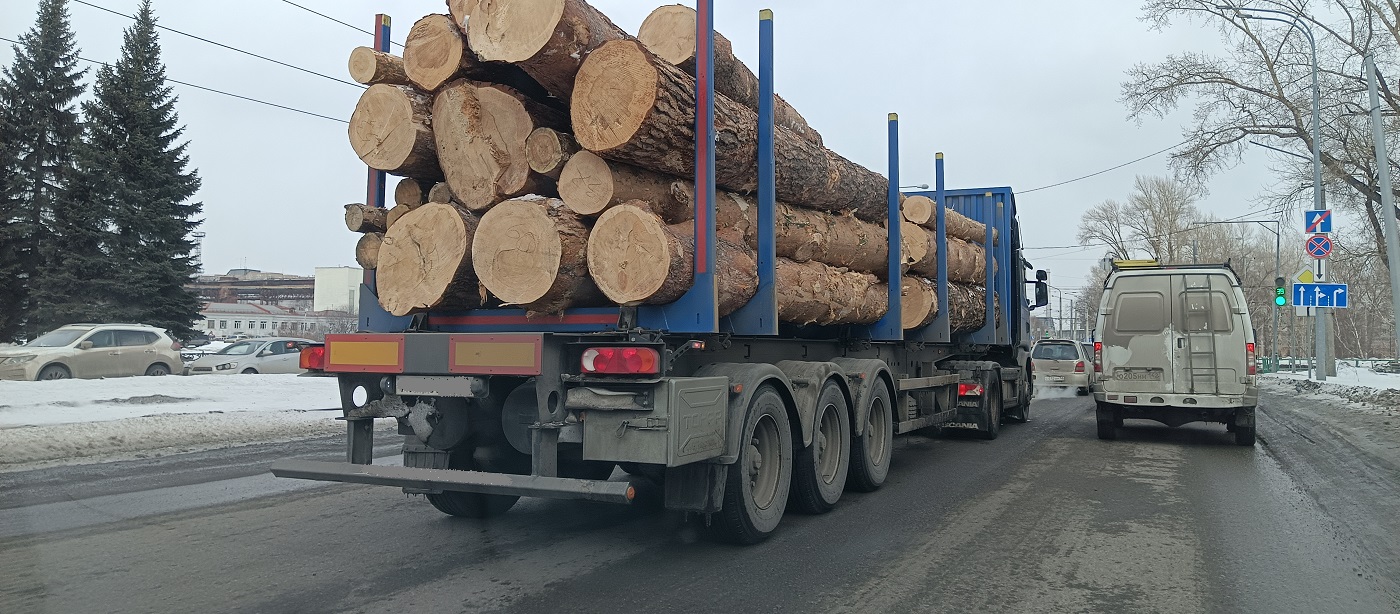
[1031,339,1091,395]
[186,338,315,375]
[0,324,185,381]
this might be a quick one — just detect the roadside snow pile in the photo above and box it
[1263,365,1400,416]
[0,374,387,469]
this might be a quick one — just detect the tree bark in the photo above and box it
[377,203,486,316]
[943,207,994,245]
[572,40,891,222]
[344,203,387,233]
[348,84,442,179]
[636,4,822,147]
[471,197,605,315]
[403,13,553,101]
[394,177,431,208]
[901,277,988,332]
[525,127,579,180]
[558,150,690,220]
[348,47,411,86]
[468,0,628,100]
[356,232,384,269]
[774,259,888,326]
[433,79,568,211]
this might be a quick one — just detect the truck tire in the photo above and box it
[975,369,1002,440]
[1005,370,1031,423]
[846,380,893,493]
[1234,425,1256,446]
[706,384,793,544]
[790,379,851,514]
[426,443,528,519]
[1095,402,1118,441]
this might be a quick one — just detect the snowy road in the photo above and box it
[0,388,1395,613]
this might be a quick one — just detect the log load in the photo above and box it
[394,178,431,208]
[348,47,411,86]
[386,204,412,229]
[525,127,580,180]
[775,259,888,326]
[344,203,387,233]
[900,194,997,245]
[572,40,890,222]
[427,182,456,204]
[636,4,822,146]
[447,0,475,32]
[471,197,605,315]
[356,232,384,269]
[377,203,485,316]
[402,13,552,101]
[900,222,987,283]
[349,85,443,180]
[900,277,988,332]
[433,79,568,211]
[558,151,691,221]
[467,0,628,100]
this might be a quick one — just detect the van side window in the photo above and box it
[1112,293,1167,334]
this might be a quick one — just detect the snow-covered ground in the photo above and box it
[0,375,392,470]
[1260,364,1400,468]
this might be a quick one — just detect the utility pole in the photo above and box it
[1365,54,1400,359]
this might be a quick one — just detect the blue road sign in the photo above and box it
[1305,209,1332,233]
[1305,234,1332,258]
[1293,282,1349,308]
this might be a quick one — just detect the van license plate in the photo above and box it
[1114,369,1163,381]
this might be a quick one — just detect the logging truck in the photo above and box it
[271,0,1051,544]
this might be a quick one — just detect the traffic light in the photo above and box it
[1275,276,1287,306]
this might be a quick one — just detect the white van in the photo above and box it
[1091,263,1258,445]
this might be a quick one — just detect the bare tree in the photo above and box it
[1075,175,1203,263]
[1076,200,1136,258]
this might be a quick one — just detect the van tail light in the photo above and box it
[1093,342,1103,372]
[1074,361,1085,373]
[300,345,326,371]
[581,347,660,375]
[958,383,984,396]
[1246,342,1256,375]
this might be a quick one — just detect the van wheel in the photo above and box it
[847,381,893,492]
[790,380,851,514]
[1234,425,1256,446]
[977,370,1002,440]
[706,385,792,544]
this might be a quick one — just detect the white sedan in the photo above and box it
[185,338,315,375]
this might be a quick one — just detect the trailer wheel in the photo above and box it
[706,384,792,544]
[1006,371,1031,423]
[790,380,851,514]
[977,370,1002,440]
[846,380,893,493]
[426,444,528,519]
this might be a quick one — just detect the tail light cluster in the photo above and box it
[300,345,327,371]
[581,347,660,375]
[1093,342,1103,373]
[1074,361,1085,373]
[1246,342,1256,375]
[957,383,985,397]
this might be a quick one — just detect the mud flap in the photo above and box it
[1234,406,1256,428]
[664,463,727,513]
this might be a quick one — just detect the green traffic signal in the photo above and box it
[1275,294,1287,306]
[1274,276,1287,306]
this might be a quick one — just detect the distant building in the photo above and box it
[196,303,355,341]
[189,269,315,310]
[314,267,362,313]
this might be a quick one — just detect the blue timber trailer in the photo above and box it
[271,5,1051,544]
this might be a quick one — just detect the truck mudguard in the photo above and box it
[693,362,796,464]
[829,358,895,437]
[772,361,853,448]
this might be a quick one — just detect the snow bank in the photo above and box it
[1262,365,1400,416]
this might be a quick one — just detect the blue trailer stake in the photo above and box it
[921,153,952,343]
[725,8,778,335]
[863,113,903,340]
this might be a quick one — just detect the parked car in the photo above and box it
[0,323,184,381]
[1091,262,1258,445]
[185,338,315,375]
[1031,339,1091,395]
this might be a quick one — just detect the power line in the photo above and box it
[1028,205,1286,260]
[72,0,364,89]
[279,1,406,49]
[0,35,348,124]
[1020,140,1190,194]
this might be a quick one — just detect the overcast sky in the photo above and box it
[5,0,1296,297]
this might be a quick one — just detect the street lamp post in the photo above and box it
[1192,219,1282,368]
[1218,3,1327,380]
[1364,54,1400,359]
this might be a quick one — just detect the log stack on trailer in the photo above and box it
[341,0,993,328]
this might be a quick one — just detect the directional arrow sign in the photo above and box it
[1305,209,1332,233]
[1305,234,1333,259]
[1293,282,1349,308]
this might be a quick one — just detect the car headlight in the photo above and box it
[2,355,37,365]
[215,362,238,370]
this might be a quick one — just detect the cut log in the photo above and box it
[947,283,990,333]
[394,178,431,208]
[901,221,937,278]
[348,47,411,86]
[344,204,387,233]
[446,0,475,32]
[385,204,412,229]
[636,4,822,146]
[586,202,757,315]
[525,127,579,180]
[558,151,690,221]
[945,208,995,245]
[900,195,933,225]
[901,277,938,330]
[433,79,568,211]
[356,232,384,269]
[572,40,890,222]
[946,236,986,284]
[468,0,627,100]
[348,84,442,179]
[427,182,456,204]
[377,203,485,316]
[775,259,888,326]
[403,13,554,101]
[471,197,604,315]
[901,277,988,332]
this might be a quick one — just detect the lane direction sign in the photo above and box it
[1305,209,1332,233]
[1305,234,1333,259]
[1292,282,1349,308]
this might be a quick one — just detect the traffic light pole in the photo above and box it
[1365,54,1400,359]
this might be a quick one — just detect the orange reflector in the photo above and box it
[448,334,543,375]
[625,485,636,501]
[731,383,743,394]
[1124,396,1138,403]
[324,335,404,373]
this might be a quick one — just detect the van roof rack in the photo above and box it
[1111,260,1237,274]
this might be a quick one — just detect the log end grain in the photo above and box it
[403,14,468,92]
[433,80,540,210]
[446,0,475,32]
[901,277,937,330]
[586,202,684,305]
[526,127,578,178]
[356,232,384,269]
[394,177,428,208]
[467,0,566,63]
[571,40,660,153]
[902,195,933,225]
[636,4,696,67]
[378,203,480,316]
[385,204,413,229]
[471,197,564,305]
[348,84,439,178]
[427,182,456,204]
[344,203,388,233]
[557,150,615,216]
[348,47,409,86]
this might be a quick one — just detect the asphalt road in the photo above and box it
[1,394,1396,613]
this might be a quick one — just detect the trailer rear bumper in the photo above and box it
[269,460,637,505]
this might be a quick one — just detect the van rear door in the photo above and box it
[1172,273,1247,396]
[1101,275,1175,393]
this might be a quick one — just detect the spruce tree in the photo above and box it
[0,0,87,341]
[76,0,203,339]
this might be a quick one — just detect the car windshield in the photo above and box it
[1033,343,1079,360]
[25,328,90,347]
[216,341,261,356]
